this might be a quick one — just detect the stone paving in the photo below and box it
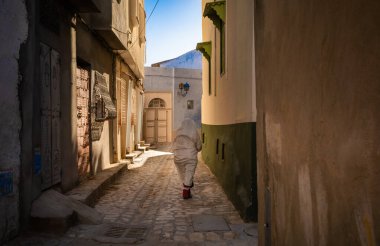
[7,146,257,245]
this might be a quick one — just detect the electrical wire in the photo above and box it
[128,0,160,49]
[147,0,160,23]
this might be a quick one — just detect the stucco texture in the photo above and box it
[202,123,257,221]
[201,0,255,125]
[255,0,380,245]
[0,0,28,242]
[173,69,202,130]
[77,21,114,172]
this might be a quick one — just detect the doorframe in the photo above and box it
[76,58,93,176]
[144,98,169,144]
[143,92,173,143]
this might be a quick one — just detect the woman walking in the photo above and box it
[173,118,202,199]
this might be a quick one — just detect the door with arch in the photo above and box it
[145,98,168,143]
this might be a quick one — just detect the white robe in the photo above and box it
[173,119,202,187]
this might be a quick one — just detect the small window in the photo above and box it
[222,143,225,160]
[216,139,219,155]
[187,100,194,110]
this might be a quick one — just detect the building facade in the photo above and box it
[197,0,257,221]
[0,0,146,242]
[255,0,380,245]
[144,61,202,143]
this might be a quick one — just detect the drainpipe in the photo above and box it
[70,15,82,178]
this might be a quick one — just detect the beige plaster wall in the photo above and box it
[77,22,113,172]
[82,0,145,79]
[255,0,380,245]
[112,0,129,47]
[78,0,146,164]
[114,56,145,160]
[124,0,146,79]
[201,0,256,125]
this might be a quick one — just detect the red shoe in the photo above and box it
[182,189,192,199]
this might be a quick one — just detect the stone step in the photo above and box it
[125,151,143,163]
[30,189,104,234]
[125,153,137,160]
[137,144,150,151]
[137,145,147,152]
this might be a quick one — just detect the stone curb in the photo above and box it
[66,162,129,207]
[65,148,156,207]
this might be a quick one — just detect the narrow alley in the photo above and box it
[7,146,257,245]
[1,0,380,245]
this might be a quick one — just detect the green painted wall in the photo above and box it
[201,123,257,221]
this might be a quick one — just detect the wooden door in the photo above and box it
[120,78,127,157]
[126,80,133,153]
[40,43,61,189]
[144,97,170,144]
[130,89,137,148]
[76,67,91,181]
[144,108,168,143]
[145,108,156,143]
[157,109,167,143]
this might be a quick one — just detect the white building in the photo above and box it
[143,51,202,144]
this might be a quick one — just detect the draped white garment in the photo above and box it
[173,119,202,186]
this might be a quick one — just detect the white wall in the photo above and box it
[144,67,174,92]
[173,68,202,129]
[144,67,202,130]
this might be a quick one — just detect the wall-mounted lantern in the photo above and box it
[178,82,190,97]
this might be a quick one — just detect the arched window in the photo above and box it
[148,98,166,108]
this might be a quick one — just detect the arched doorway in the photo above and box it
[144,98,169,143]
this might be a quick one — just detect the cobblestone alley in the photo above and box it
[8,147,257,245]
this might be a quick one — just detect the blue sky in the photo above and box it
[144,0,202,65]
